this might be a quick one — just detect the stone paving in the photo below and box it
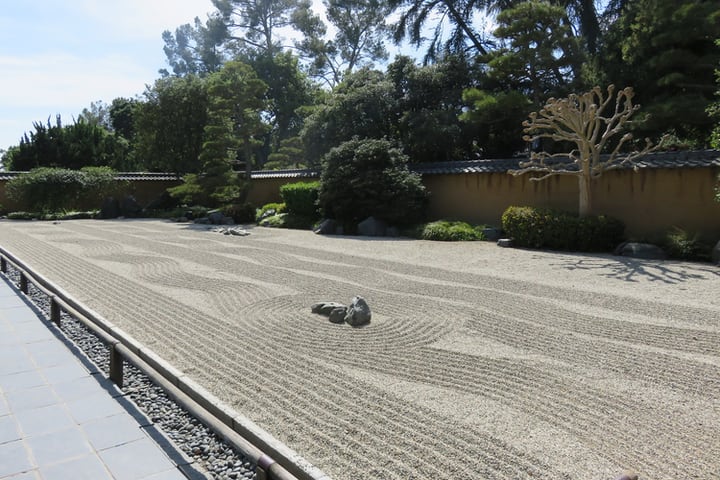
[0,275,195,480]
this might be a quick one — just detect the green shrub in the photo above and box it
[7,211,35,220]
[662,227,713,261]
[318,138,427,227]
[258,212,315,229]
[280,182,320,218]
[420,221,486,241]
[221,202,256,224]
[256,202,287,222]
[502,206,625,252]
[6,167,120,213]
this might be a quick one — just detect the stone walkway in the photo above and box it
[0,275,198,480]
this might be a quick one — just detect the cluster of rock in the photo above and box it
[314,216,399,237]
[311,296,372,327]
[209,226,250,236]
[194,210,236,225]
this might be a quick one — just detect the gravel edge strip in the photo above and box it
[3,267,258,480]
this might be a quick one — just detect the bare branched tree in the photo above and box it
[510,85,663,216]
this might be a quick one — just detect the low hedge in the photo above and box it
[420,221,486,241]
[6,166,120,213]
[280,181,320,218]
[502,206,625,252]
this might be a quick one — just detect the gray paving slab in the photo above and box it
[0,275,199,480]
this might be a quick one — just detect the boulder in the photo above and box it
[712,240,720,265]
[314,219,339,235]
[99,197,121,219]
[119,195,143,217]
[311,302,347,316]
[328,307,347,324]
[208,210,225,225]
[497,238,513,248]
[345,296,371,327]
[614,242,667,260]
[357,216,387,237]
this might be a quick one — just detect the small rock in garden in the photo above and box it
[328,307,347,323]
[311,302,346,316]
[345,295,371,326]
[614,242,667,260]
[497,238,513,248]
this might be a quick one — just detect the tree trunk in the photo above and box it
[578,173,591,217]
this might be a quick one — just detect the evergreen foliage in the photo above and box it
[502,206,625,252]
[6,167,119,213]
[318,138,427,227]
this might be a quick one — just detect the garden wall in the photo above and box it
[421,166,720,238]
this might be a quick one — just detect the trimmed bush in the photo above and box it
[259,212,315,230]
[6,167,119,213]
[280,182,320,219]
[256,202,286,222]
[662,227,713,261]
[420,221,486,241]
[318,138,427,227]
[502,206,625,252]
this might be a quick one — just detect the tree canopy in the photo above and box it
[6,0,719,180]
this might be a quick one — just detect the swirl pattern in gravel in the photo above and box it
[1,219,719,480]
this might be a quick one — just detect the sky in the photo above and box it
[0,0,216,152]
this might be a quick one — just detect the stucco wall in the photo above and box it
[247,167,720,238]
[2,167,719,238]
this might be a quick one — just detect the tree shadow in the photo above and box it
[549,253,720,284]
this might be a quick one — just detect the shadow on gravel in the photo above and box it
[554,255,720,284]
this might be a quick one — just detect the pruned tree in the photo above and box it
[510,85,662,217]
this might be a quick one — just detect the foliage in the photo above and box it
[256,202,286,222]
[419,220,486,241]
[459,88,532,157]
[708,39,720,149]
[134,75,209,174]
[160,14,227,76]
[301,68,397,163]
[318,138,427,227]
[293,0,391,87]
[193,61,269,205]
[388,55,478,162]
[258,212,315,229]
[4,116,132,171]
[486,1,584,104]
[661,227,713,262]
[502,206,625,252]
[6,167,119,213]
[511,85,661,217]
[388,0,491,63]
[221,202,257,223]
[597,0,720,143]
[279,181,320,218]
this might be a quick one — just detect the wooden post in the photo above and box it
[109,344,124,388]
[50,297,62,327]
[19,272,28,294]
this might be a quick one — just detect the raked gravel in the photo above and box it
[1,219,719,480]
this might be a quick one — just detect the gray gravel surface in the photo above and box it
[1,219,719,480]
